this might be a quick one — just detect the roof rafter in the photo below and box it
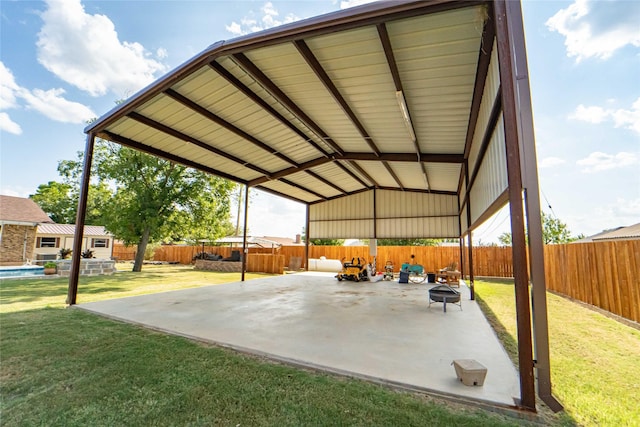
[97,130,248,185]
[304,170,348,195]
[294,39,381,157]
[377,22,426,191]
[232,53,345,156]
[164,89,300,168]
[127,111,272,177]
[208,60,332,158]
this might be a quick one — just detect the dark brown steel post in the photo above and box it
[494,0,536,411]
[241,185,249,282]
[505,0,562,411]
[464,160,475,300]
[66,133,95,305]
[304,204,310,271]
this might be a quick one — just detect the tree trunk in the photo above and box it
[133,226,151,272]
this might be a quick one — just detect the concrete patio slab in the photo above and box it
[77,272,520,408]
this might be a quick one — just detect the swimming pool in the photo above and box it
[0,265,45,279]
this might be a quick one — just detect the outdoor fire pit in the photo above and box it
[428,284,461,312]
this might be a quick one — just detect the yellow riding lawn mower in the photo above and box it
[336,257,370,282]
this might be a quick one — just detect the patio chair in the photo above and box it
[436,261,461,287]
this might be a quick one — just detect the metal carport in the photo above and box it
[66,0,559,412]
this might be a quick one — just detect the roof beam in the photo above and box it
[334,161,369,188]
[248,156,334,186]
[127,111,272,177]
[208,60,332,158]
[305,170,348,195]
[464,3,496,160]
[383,162,404,190]
[308,186,457,205]
[97,131,247,184]
[339,152,463,163]
[345,161,378,188]
[279,178,328,201]
[164,89,299,168]
[232,53,345,156]
[294,40,381,157]
[378,22,430,193]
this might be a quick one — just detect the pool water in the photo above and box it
[0,265,45,278]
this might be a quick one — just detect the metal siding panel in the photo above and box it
[217,57,336,158]
[469,40,499,172]
[246,44,367,152]
[310,163,364,193]
[470,115,508,224]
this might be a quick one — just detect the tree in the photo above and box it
[30,181,74,223]
[376,238,441,246]
[56,140,236,271]
[300,227,344,246]
[96,141,236,271]
[497,211,580,245]
[30,179,112,225]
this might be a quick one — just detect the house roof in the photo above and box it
[84,0,489,206]
[37,224,111,236]
[260,236,304,246]
[213,236,282,247]
[592,222,640,241]
[0,195,54,224]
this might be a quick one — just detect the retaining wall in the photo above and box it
[57,259,116,277]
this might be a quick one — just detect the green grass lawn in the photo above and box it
[1,267,526,426]
[475,280,640,427]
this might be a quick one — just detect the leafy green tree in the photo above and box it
[30,179,112,225]
[91,141,236,271]
[53,140,235,271]
[309,238,345,246]
[30,181,74,223]
[377,238,441,246]
[497,211,580,245]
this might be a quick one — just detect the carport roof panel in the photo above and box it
[87,0,488,203]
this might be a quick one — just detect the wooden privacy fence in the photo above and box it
[114,240,640,322]
[544,241,639,323]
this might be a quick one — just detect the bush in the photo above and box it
[59,248,72,259]
[81,249,94,259]
[43,262,57,269]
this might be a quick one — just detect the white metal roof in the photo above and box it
[86,1,488,210]
[37,224,111,236]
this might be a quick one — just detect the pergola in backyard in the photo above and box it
[66,0,560,412]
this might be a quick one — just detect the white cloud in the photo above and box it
[538,157,566,169]
[225,2,300,36]
[156,48,168,60]
[0,61,95,127]
[20,88,95,124]
[0,112,22,135]
[592,197,640,230]
[0,62,20,111]
[546,0,640,62]
[569,104,607,124]
[576,151,639,172]
[340,0,378,10]
[570,97,640,134]
[36,0,167,97]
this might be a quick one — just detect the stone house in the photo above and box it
[0,195,54,265]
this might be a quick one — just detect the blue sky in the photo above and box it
[1,0,639,242]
